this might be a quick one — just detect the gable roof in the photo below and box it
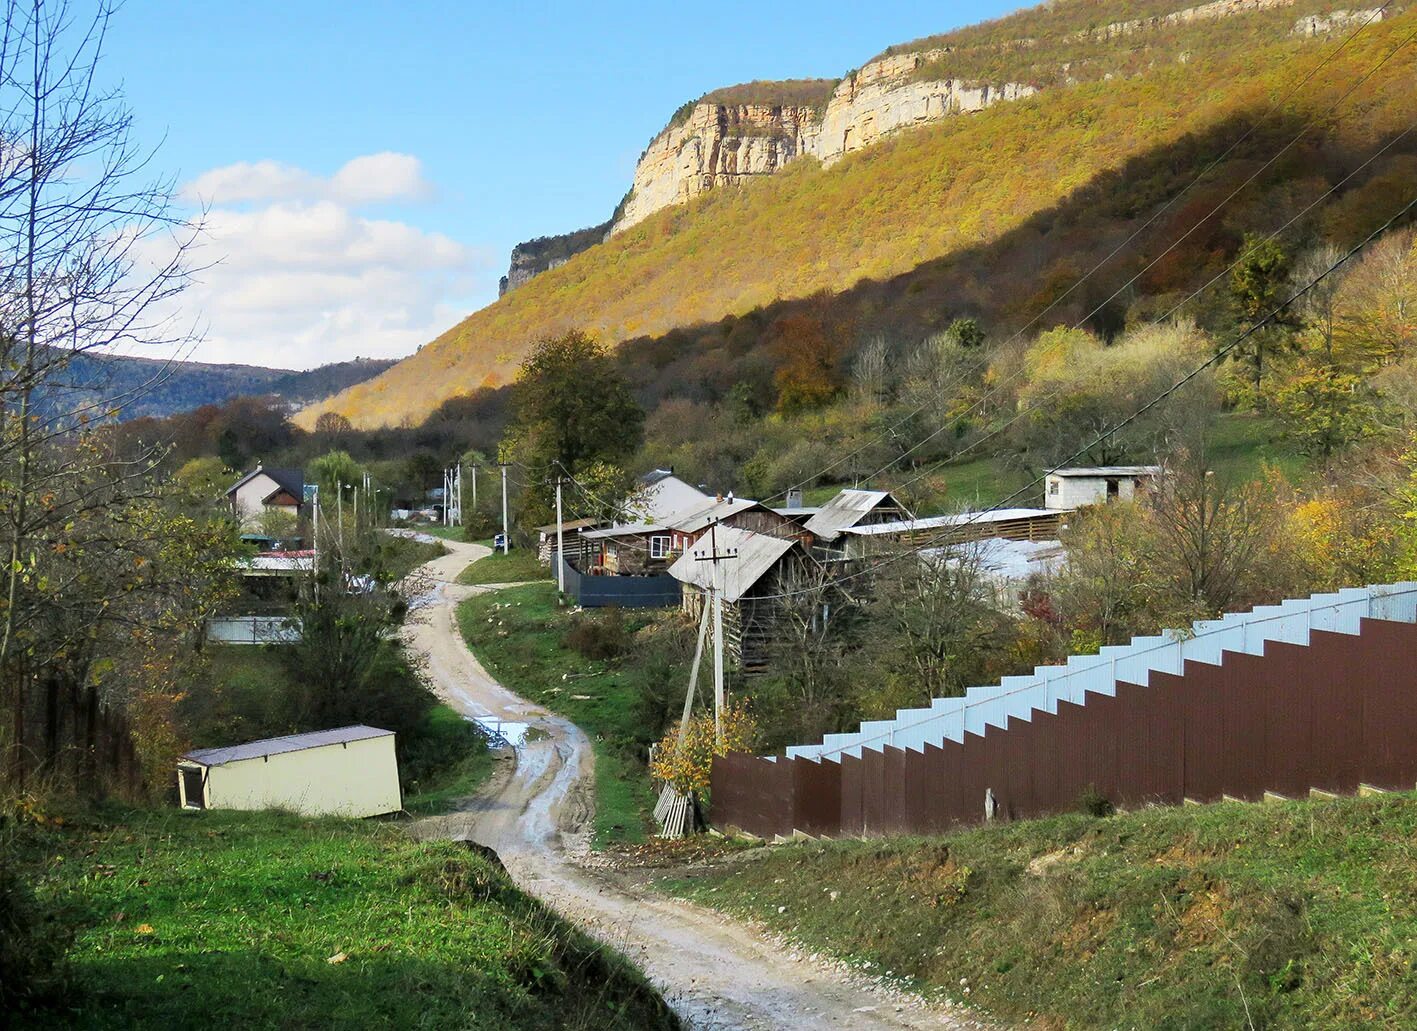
[664,496,767,534]
[227,466,305,500]
[181,724,391,767]
[635,471,711,522]
[667,525,801,603]
[803,489,909,541]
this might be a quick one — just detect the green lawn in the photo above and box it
[189,648,492,815]
[805,411,1310,515]
[665,793,1417,1029]
[457,547,552,586]
[456,584,676,847]
[410,524,467,541]
[10,807,677,1029]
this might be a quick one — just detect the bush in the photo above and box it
[563,609,631,660]
[1075,785,1115,817]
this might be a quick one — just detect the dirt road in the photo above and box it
[401,538,985,1030]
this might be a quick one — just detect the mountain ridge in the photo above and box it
[299,0,1412,430]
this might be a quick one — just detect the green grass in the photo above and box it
[805,411,1311,516]
[410,524,467,541]
[400,704,498,815]
[455,584,670,847]
[10,807,677,1029]
[664,793,1417,1029]
[457,547,551,586]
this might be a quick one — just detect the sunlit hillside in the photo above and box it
[304,4,1416,429]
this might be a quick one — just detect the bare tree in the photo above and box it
[0,1,203,789]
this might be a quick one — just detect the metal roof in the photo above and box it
[842,508,1060,537]
[1049,466,1161,478]
[803,489,905,541]
[663,497,764,534]
[582,523,668,540]
[667,525,799,603]
[535,517,603,534]
[181,725,392,767]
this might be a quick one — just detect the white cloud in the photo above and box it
[152,155,492,369]
[180,152,434,208]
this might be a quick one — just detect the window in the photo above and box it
[650,536,671,559]
[1048,479,1059,496]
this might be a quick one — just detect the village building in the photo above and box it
[536,516,605,565]
[1044,466,1160,510]
[635,468,711,521]
[664,495,805,554]
[921,536,1067,607]
[838,507,1068,559]
[226,466,306,531]
[667,524,822,672]
[176,725,401,817]
[803,488,912,558]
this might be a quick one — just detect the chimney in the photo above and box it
[785,488,803,510]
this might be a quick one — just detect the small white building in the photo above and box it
[1044,466,1161,510]
[226,466,306,529]
[177,725,401,818]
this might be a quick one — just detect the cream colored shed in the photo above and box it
[177,725,401,818]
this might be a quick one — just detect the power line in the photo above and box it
[757,5,1401,506]
[750,187,1417,603]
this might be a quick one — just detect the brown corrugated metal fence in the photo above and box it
[710,618,1417,838]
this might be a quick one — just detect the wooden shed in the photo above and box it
[177,725,401,818]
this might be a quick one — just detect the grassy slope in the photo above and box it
[458,547,551,586]
[455,584,667,847]
[13,808,676,1029]
[803,411,1305,511]
[666,793,1417,1029]
[303,11,1416,429]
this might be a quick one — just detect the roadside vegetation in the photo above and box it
[456,584,693,846]
[458,546,552,586]
[6,804,678,1029]
[665,792,1417,1029]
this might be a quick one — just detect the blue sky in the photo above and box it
[104,1,1017,368]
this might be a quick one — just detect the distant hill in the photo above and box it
[39,351,398,421]
[302,0,1414,430]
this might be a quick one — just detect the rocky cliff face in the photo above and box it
[610,50,1035,234]
[614,104,821,231]
[606,0,1373,234]
[499,221,611,295]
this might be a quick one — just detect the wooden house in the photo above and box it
[803,489,911,557]
[667,525,822,672]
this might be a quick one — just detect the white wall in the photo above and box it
[231,471,290,527]
[179,734,401,817]
[1045,475,1147,510]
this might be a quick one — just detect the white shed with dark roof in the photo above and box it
[177,725,400,818]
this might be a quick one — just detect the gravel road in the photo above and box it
[401,538,987,1030]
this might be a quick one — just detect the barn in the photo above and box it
[177,725,401,818]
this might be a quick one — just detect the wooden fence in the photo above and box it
[711,617,1417,839]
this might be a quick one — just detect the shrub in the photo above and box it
[563,608,631,660]
[1075,785,1115,817]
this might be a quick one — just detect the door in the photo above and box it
[181,766,206,809]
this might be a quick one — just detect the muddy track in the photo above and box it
[400,538,988,1030]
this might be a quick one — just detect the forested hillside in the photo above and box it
[40,352,396,421]
[304,2,1414,429]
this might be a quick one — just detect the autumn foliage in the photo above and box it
[649,701,758,797]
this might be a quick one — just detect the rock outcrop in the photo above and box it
[611,55,1035,233]
[1292,7,1385,36]
[499,221,611,296]
[614,104,821,231]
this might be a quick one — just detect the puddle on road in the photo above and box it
[468,715,531,747]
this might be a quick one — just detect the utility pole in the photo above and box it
[555,474,565,595]
[499,463,510,555]
[455,463,463,527]
[336,484,345,574]
[470,464,478,515]
[694,519,737,744]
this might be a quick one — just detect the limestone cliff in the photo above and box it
[499,221,611,295]
[605,0,1382,234]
